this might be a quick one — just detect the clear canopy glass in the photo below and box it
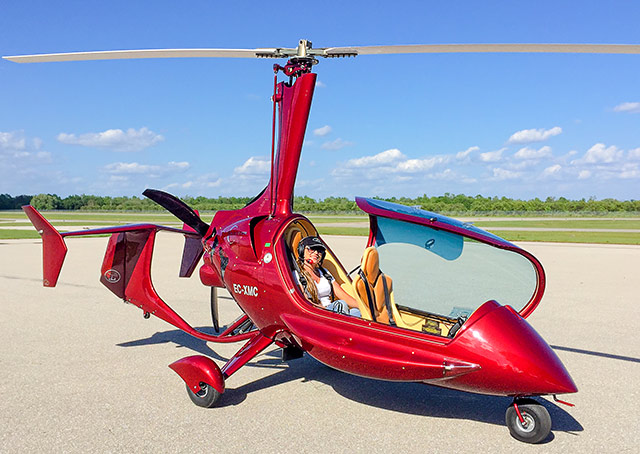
[375,217,538,318]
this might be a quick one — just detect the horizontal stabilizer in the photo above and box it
[22,206,68,287]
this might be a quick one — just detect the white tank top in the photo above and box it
[294,268,334,307]
[316,275,333,307]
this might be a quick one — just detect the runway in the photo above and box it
[1,235,639,453]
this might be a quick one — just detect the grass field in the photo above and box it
[473,219,640,229]
[1,211,639,244]
[487,230,640,245]
[0,211,183,223]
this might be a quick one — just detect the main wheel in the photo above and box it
[505,400,551,444]
[186,382,221,408]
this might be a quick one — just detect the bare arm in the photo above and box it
[332,281,358,308]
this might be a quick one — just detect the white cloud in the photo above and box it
[233,156,270,176]
[479,148,505,162]
[313,125,332,137]
[334,148,452,185]
[346,148,406,168]
[428,168,470,181]
[582,143,623,164]
[104,161,190,177]
[619,163,640,179]
[321,138,353,150]
[0,131,51,165]
[563,144,640,182]
[0,131,26,150]
[492,168,521,180]
[165,182,190,190]
[396,156,449,173]
[108,175,129,183]
[456,146,479,161]
[613,102,640,113]
[515,145,552,160]
[57,127,164,152]
[168,161,189,170]
[105,162,155,174]
[166,173,222,192]
[507,126,562,144]
[542,164,562,177]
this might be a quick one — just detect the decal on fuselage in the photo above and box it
[104,269,121,283]
[232,283,259,297]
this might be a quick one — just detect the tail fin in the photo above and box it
[179,220,204,278]
[22,206,68,287]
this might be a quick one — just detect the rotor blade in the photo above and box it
[6,43,640,63]
[324,43,640,56]
[143,189,209,237]
[2,48,294,63]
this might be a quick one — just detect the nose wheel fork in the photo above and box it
[506,398,552,444]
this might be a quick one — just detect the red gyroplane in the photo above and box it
[8,40,639,443]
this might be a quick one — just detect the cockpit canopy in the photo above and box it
[356,198,545,319]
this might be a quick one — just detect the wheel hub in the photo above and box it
[516,412,536,433]
[195,382,208,397]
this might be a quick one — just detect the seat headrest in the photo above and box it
[291,231,303,253]
[360,246,380,283]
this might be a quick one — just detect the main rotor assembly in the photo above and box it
[4,39,640,64]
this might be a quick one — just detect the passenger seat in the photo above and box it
[353,247,405,327]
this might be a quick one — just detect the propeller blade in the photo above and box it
[327,43,640,56]
[143,189,209,237]
[2,47,296,63]
[211,287,219,333]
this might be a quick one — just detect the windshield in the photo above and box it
[375,217,538,318]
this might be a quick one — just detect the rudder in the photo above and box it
[22,205,68,287]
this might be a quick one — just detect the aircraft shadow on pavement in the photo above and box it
[551,344,640,364]
[225,353,583,441]
[116,326,229,362]
[118,327,583,440]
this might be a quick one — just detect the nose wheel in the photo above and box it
[186,382,222,408]
[505,399,551,444]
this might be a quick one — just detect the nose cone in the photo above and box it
[447,302,577,396]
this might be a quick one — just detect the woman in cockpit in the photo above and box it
[295,236,361,317]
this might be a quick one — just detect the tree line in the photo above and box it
[1,192,639,214]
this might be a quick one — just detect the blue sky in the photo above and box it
[1,1,639,201]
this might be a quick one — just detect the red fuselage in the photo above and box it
[193,67,576,397]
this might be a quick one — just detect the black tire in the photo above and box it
[186,382,221,408]
[505,401,551,444]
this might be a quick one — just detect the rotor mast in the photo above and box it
[267,40,318,217]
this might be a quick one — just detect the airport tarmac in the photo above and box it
[1,235,639,453]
